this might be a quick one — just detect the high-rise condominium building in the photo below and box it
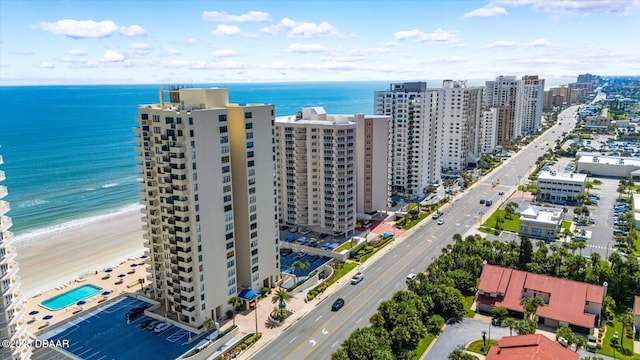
[375,82,441,196]
[485,75,544,141]
[516,75,545,135]
[354,113,391,215]
[485,75,518,143]
[0,150,30,360]
[439,80,483,173]
[135,88,280,327]
[479,109,499,155]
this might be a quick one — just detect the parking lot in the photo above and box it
[39,296,202,360]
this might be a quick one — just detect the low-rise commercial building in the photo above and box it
[518,206,562,241]
[536,171,586,203]
[576,154,640,178]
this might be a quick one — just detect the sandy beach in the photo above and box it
[14,206,145,297]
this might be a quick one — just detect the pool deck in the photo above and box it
[24,257,149,335]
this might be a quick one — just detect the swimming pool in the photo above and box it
[40,284,103,311]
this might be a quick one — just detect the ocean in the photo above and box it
[0,81,391,238]
[0,78,574,239]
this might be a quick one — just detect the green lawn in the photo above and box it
[325,262,358,287]
[403,212,428,230]
[481,210,520,233]
[412,333,436,360]
[467,339,498,355]
[633,234,640,257]
[599,318,637,359]
[462,295,476,318]
[561,221,571,230]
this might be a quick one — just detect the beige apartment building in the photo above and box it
[375,82,441,196]
[0,151,30,360]
[135,88,280,328]
[275,107,389,236]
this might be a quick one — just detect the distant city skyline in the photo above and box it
[1,0,639,86]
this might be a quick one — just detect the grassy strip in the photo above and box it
[461,295,476,318]
[326,262,357,287]
[599,318,636,359]
[467,339,498,355]
[402,212,428,230]
[481,210,520,233]
[412,333,436,360]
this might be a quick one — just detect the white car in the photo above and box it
[406,273,417,282]
[289,227,298,233]
[351,273,364,285]
[437,219,445,225]
[300,229,311,235]
[153,322,171,333]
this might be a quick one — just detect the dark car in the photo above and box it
[331,298,345,311]
[485,200,493,206]
[479,199,485,204]
[318,233,328,239]
[126,306,145,320]
[140,318,154,329]
[498,191,504,195]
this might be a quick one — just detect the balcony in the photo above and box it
[0,201,10,216]
[0,216,12,232]
[0,170,5,182]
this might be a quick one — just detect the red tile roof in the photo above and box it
[478,264,603,329]
[486,334,579,360]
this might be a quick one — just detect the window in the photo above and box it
[246,132,253,139]
[247,151,254,158]
[248,160,255,167]
[141,113,148,120]
[226,241,234,249]
[247,141,254,148]
[245,123,253,129]
[219,126,228,133]
[219,114,227,122]
[220,136,229,144]
[245,112,253,119]
[224,204,232,212]
[225,232,233,240]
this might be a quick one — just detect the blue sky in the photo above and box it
[1,0,639,86]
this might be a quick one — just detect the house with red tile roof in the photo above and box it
[486,334,579,360]
[476,264,604,334]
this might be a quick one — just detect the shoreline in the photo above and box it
[14,205,145,297]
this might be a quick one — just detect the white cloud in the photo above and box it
[260,18,343,38]
[9,50,35,55]
[462,6,508,18]
[160,60,191,68]
[184,38,197,45]
[192,60,245,70]
[262,60,399,73]
[287,43,329,53]
[347,47,392,56]
[483,38,552,48]
[129,43,150,50]
[39,19,146,38]
[202,10,270,22]
[212,49,240,57]
[212,25,241,36]
[165,48,181,56]
[437,56,465,63]
[496,0,640,15]
[527,38,552,47]
[395,28,463,45]
[119,25,146,37]
[102,50,126,62]
[34,62,54,68]
[483,40,520,48]
[67,49,86,56]
[381,41,397,47]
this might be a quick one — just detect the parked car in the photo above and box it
[351,273,364,285]
[289,227,298,233]
[498,191,504,195]
[140,318,154,329]
[295,252,306,259]
[406,273,417,282]
[154,322,171,333]
[485,200,493,206]
[557,337,569,347]
[479,199,486,204]
[280,248,293,256]
[307,239,319,248]
[146,320,160,331]
[587,335,597,352]
[318,233,329,239]
[432,212,442,219]
[126,306,145,320]
[300,229,311,235]
[279,225,288,230]
[331,298,345,311]
[309,255,320,262]
[295,237,308,245]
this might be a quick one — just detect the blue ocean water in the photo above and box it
[0,82,391,237]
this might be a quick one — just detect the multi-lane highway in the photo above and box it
[252,105,580,359]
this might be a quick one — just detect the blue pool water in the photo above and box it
[40,284,103,311]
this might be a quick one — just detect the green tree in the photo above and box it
[448,346,477,360]
[518,236,533,270]
[515,319,537,335]
[138,277,145,291]
[491,306,508,326]
[519,296,544,320]
[227,296,241,326]
[503,318,517,336]
[425,314,445,334]
[202,317,216,331]
[271,288,292,315]
[331,349,349,360]
[620,309,634,351]
[291,260,310,278]
[341,327,393,360]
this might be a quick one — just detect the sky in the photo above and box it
[1,0,639,86]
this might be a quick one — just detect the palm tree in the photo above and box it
[520,296,545,320]
[291,260,310,278]
[203,317,216,331]
[271,288,292,315]
[620,310,634,351]
[138,278,145,291]
[228,296,240,326]
[503,318,517,336]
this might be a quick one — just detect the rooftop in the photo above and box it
[519,206,562,224]
[537,171,587,183]
[275,107,388,126]
[486,334,578,360]
[577,154,640,167]
[478,264,603,329]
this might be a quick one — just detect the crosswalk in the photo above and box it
[586,244,613,250]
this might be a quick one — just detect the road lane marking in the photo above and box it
[315,315,322,322]
[332,341,339,348]
[356,317,363,323]
[289,337,297,344]
[309,340,316,347]
[322,328,328,335]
